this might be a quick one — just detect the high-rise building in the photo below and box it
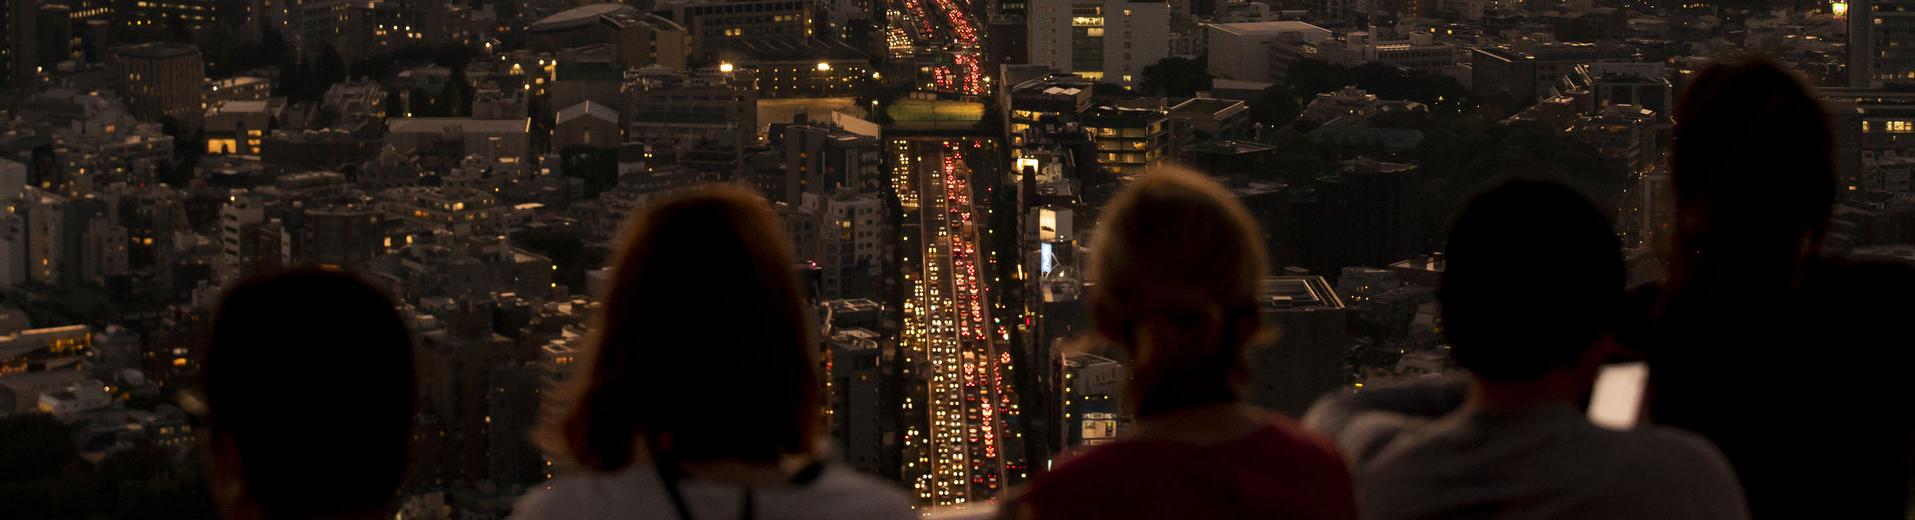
[2,0,37,88]
[1027,0,1168,88]
[112,43,205,125]
[217,191,268,284]
[1246,276,1349,417]
[781,121,882,201]
[416,299,523,483]
[49,0,111,59]
[341,0,472,60]
[624,67,758,153]
[1469,42,1603,108]
[1565,104,1657,172]
[1057,351,1122,447]
[34,5,67,69]
[673,0,812,60]
[819,189,881,300]
[1310,159,1423,271]
[1585,62,1672,122]
[1823,88,1915,193]
[1849,0,1915,88]
[1203,21,1332,83]
[262,0,351,54]
[121,0,249,40]
[828,327,891,477]
[527,5,688,69]
[1080,105,1168,177]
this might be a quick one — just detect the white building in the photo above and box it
[0,190,73,287]
[1029,0,1171,89]
[219,192,268,285]
[38,379,111,419]
[385,118,534,164]
[0,160,26,196]
[1205,21,1332,82]
[819,189,882,299]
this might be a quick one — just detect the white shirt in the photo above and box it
[1354,404,1748,520]
[511,463,917,520]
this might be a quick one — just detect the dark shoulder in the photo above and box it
[1620,425,1739,484]
[1259,413,1348,466]
[1818,256,1915,288]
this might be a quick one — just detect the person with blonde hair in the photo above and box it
[1006,167,1357,520]
[512,186,913,520]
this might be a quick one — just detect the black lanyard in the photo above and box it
[654,457,827,520]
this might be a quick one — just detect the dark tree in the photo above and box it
[1284,59,1354,96]
[559,145,620,197]
[312,44,349,88]
[1092,82,1129,96]
[1348,62,1471,108]
[0,414,82,485]
[1247,83,1302,129]
[1139,56,1214,97]
[384,87,405,117]
[0,414,84,518]
[511,225,606,290]
[352,54,395,81]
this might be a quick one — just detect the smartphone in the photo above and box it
[1587,362,1648,430]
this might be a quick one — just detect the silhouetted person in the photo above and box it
[196,268,416,520]
[1306,179,1748,520]
[1007,167,1358,520]
[1632,58,1915,518]
[512,186,912,519]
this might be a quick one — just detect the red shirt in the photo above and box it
[1014,415,1358,520]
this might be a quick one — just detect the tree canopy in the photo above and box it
[1140,56,1214,97]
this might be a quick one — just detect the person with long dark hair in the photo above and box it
[1634,58,1915,518]
[512,186,913,520]
[1005,167,1358,520]
[195,268,417,520]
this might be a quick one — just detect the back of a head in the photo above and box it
[553,185,818,471]
[203,268,415,518]
[1091,167,1269,416]
[1670,58,1834,287]
[1439,179,1622,382]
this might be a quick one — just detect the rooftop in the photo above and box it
[388,118,532,134]
[734,38,869,62]
[1170,97,1248,118]
[1260,276,1345,310]
[529,3,637,32]
[210,100,270,114]
[557,101,619,124]
[1206,21,1331,37]
[113,42,199,60]
[1183,138,1277,155]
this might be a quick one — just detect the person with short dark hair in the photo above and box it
[1006,167,1358,520]
[1635,58,1915,519]
[512,186,913,520]
[1306,179,1748,520]
[197,268,417,520]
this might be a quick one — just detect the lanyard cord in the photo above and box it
[652,450,827,520]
